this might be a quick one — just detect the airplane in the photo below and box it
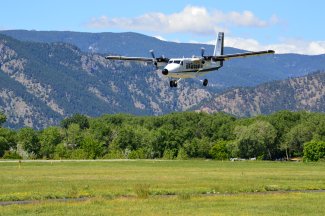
[105,32,275,88]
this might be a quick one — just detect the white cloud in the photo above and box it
[87,5,277,35]
[153,35,166,41]
[221,37,325,55]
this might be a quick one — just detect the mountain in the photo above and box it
[2,30,325,87]
[0,34,215,129]
[200,71,325,117]
[1,31,325,129]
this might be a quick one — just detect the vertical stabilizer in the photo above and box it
[213,32,224,56]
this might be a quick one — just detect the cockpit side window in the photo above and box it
[168,60,173,64]
[174,60,181,64]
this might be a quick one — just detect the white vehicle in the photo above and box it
[106,32,274,87]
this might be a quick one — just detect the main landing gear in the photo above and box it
[169,78,208,88]
[170,80,178,88]
[203,79,208,86]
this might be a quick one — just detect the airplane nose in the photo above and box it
[162,69,168,75]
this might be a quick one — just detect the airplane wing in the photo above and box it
[105,56,154,62]
[205,50,275,61]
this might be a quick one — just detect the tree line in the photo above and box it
[0,111,324,161]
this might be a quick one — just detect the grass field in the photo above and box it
[0,160,325,215]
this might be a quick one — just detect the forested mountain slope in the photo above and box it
[0,34,214,129]
[200,71,325,116]
[1,31,324,129]
[2,30,325,87]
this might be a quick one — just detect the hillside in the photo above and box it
[2,30,325,87]
[200,71,325,116]
[0,34,214,129]
[1,31,325,129]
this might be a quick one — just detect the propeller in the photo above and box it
[149,50,158,69]
[150,50,155,59]
[201,47,205,57]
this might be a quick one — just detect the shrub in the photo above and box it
[176,148,188,160]
[69,149,87,159]
[128,148,147,159]
[303,140,325,161]
[210,140,230,160]
[2,151,22,159]
[54,143,70,159]
[103,149,125,159]
[163,149,175,160]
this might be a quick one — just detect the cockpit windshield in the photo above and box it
[169,60,181,64]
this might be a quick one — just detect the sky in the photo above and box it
[1,0,325,54]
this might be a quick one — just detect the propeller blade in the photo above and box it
[201,47,205,57]
[149,50,158,69]
[149,50,155,59]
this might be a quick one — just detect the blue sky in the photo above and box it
[1,0,325,54]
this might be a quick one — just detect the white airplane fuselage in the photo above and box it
[161,57,222,79]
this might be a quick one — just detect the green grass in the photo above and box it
[0,160,325,215]
[1,193,325,215]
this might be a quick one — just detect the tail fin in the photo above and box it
[213,32,224,56]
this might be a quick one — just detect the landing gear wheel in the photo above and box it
[170,80,178,88]
[203,79,208,86]
[173,80,177,87]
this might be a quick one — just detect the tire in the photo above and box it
[203,79,208,86]
[170,80,174,88]
[173,80,177,87]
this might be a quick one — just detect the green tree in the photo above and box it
[66,123,82,149]
[61,113,89,129]
[0,128,16,157]
[266,111,302,146]
[0,112,6,126]
[314,118,325,141]
[17,127,40,158]
[235,121,277,159]
[39,127,62,159]
[183,137,212,158]
[80,133,104,159]
[88,119,113,147]
[0,136,8,157]
[112,125,142,151]
[282,124,313,159]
